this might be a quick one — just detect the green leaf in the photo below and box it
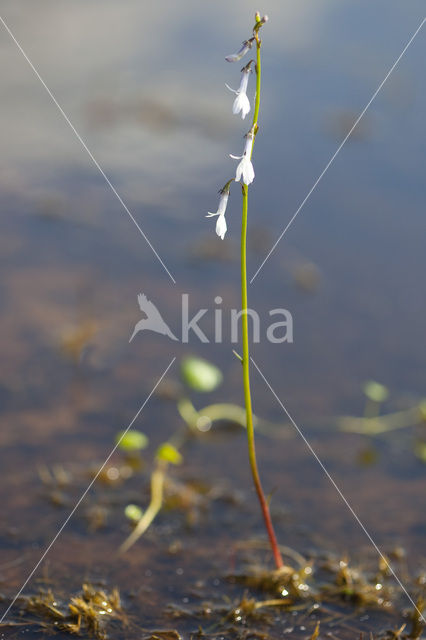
[181,356,223,392]
[124,504,143,522]
[156,442,183,465]
[116,429,149,451]
[363,380,389,403]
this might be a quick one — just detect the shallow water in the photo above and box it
[0,1,425,637]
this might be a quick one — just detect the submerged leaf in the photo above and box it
[181,356,223,392]
[363,380,389,403]
[124,504,143,522]
[116,429,149,451]
[156,443,183,465]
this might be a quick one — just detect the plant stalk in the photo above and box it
[240,33,283,569]
[241,186,283,570]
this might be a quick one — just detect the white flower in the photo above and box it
[226,68,251,120]
[225,39,253,63]
[230,134,255,185]
[215,212,227,240]
[206,189,230,240]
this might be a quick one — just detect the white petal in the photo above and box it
[230,154,242,160]
[206,211,219,217]
[235,159,243,183]
[239,94,251,119]
[239,71,250,94]
[216,214,227,240]
[244,135,254,156]
[232,95,242,115]
[231,81,251,118]
[217,193,229,216]
[242,159,255,185]
[225,83,238,95]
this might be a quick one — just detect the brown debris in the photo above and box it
[4,583,125,639]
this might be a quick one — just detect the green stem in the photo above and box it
[241,186,283,570]
[252,35,262,133]
[119,462,166,553]
[241,35,283,569]
[339,405,424,435]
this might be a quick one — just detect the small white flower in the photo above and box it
[226,68,251,120]
[225,39,253,63]
[230,134,255,185]
[206,189,230,240]
[215,212,227,240]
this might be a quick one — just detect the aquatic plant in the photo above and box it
[205,12,283,569]
[119,355,224,552]
[0,584,125,639]
[337,381,426,464]
[115,354,291,552]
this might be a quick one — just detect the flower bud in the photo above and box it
[225,39,253,63]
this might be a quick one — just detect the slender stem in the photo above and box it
[119,463,166,553]
[252,34,262,133]
[241,185,283,569]
[241,34,283,569]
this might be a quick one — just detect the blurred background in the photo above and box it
[0,0,425,632]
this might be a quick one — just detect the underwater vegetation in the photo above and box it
[2,559,424,640]
[3,356,416,638]
[338,380,426,465]
[0,584,125,639]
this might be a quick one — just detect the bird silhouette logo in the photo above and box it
[129,293,178,343]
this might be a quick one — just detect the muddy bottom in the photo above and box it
[1,404,425,640]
